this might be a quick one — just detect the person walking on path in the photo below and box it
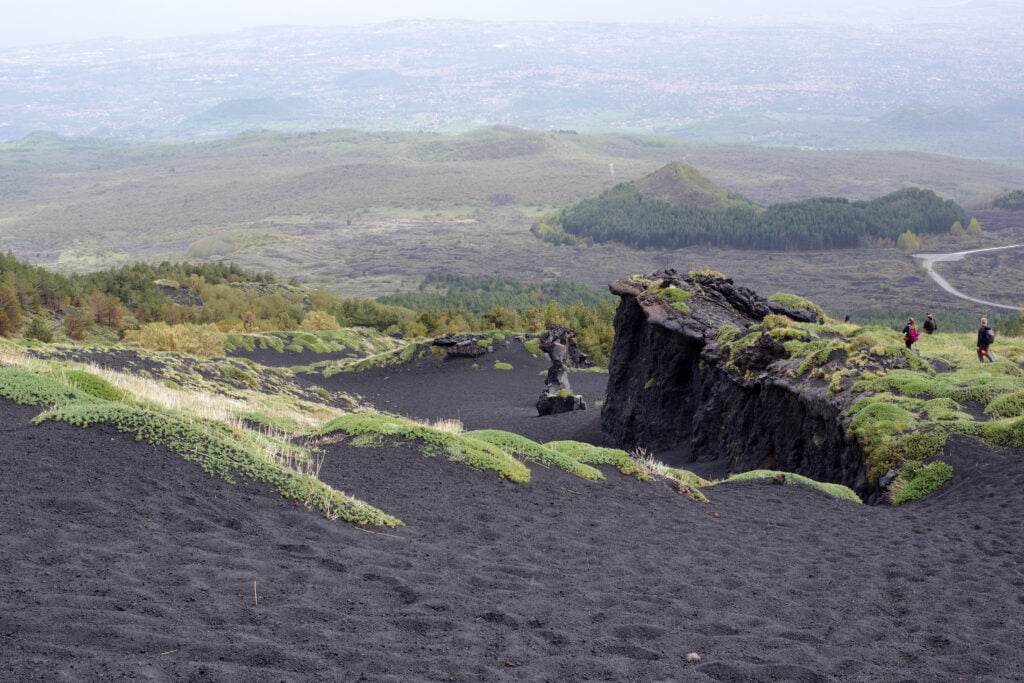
[977,317,995,362]
[902,317,919,351]
[923,313,937,334]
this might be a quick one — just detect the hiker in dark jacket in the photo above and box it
[977,317,995,362]
[923,313,937,334]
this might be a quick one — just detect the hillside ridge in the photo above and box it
[631,161,757,211]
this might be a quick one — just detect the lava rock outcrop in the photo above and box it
[602,269,877,498]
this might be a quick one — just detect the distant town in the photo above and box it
[1,9,1023,159]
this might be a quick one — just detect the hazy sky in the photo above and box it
[2,0,969,48]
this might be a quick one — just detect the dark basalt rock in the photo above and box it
[433,335,490,358]
[602,270,876,500]
[537,393,587,416]
[536,326,587,416]
[538,325,591,370]
[731,334,787,374]
[432,334,475,347]
[157,284,203,307]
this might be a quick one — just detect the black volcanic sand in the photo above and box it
[298,341,611,445]
[4,346,1024,681]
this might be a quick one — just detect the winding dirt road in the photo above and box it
[912,244,1024,311]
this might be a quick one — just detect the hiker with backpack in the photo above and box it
[902,316,919,351]
[923,313,937,334]
[977,317,995,362]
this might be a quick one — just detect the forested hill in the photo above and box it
[533,163,970,250]
[630,161,757,211]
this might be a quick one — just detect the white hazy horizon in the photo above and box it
[1,0,980,49]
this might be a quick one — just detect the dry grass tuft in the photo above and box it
[416,417,464,434]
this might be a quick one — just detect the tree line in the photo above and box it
[993,189,1024,210]
[540,185,969,250]
[0,256,620,364]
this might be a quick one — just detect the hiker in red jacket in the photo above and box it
[902,317,919,350]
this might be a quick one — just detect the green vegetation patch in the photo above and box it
[715,325,743,346]
[767,293,825,320]
[951,364,1024,404]
[62,369,132,403]
[658,285,693,313]
[229,328,406,358]
[317,413,531,482]
[225,333,285,353]
[847,395,955,481]
[715,469,861,503]
[465,429,604,480]
[0,365,92,407]
[238,410,304,433]
[981,415,1024,448]
[985,391,1024,419]
[544,441,644,478]
[523,338,543,357]
[793,339,844,374]
[855,369,951,397]
[853,363,1024,407]
[922,397,973,421]
[124,322,227,357]
[219,364,260,389]
[890,460,954,506]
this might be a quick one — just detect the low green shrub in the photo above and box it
[717,469,861,503]
[466,429,604,480]
[220,364,260,389]
[982,415,1024,448]
[866,430,949,483]
[24,317,54,343]
[768,326,808,342]
[544,441,644,478]
[0,366,87,408]
[317,413,531,482]
[659,286,692,313]
[795,340,841,374]
[63,369,130,403]
[767,292,824,320]
[523,338,543,357]
[985,391,1024,419]
[890,460,953,505]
